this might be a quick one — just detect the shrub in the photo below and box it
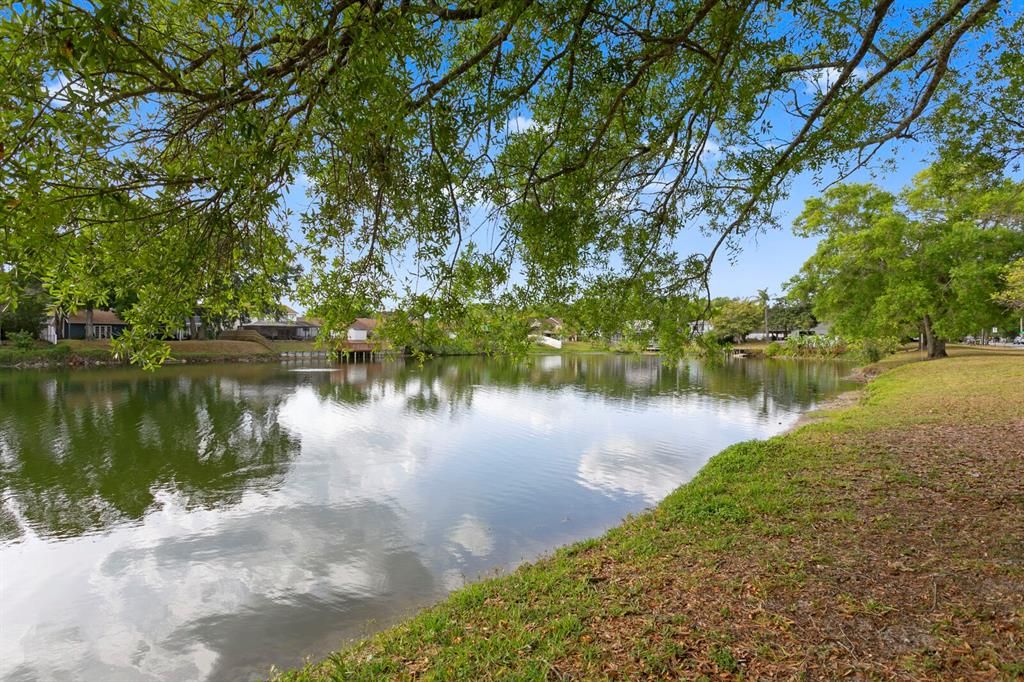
[764,341,783,358]
[779,334,847,357]
[849,336,900,363]
[9,330,35,350]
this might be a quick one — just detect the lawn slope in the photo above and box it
[277,353,1023,680]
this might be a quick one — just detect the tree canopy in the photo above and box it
[995,258,1024,312]
[768,297,815,336]
[788,160,1024,357]
[711,297,762,343]
[1,0,1021,365]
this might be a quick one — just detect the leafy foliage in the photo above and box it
[765,334,848,358]
[931,13,1024,170]
[994,258,1024,311]
[712,298,762,343]
[768,298,816,336]
[0,0,1015,365]
[0,276,48,339]
[789,160,1024,357]
[8,330,36,350]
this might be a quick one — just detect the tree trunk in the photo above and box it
[85,306,94,340]
[922,314,947,359]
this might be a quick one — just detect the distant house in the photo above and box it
[42,309,129,343]
[345,317,378,348]
[610,320,654,346]
[747,329,789,342]
[529,317,565,340]
[691,320,714,335]
[749,320,829,341]
[295,318,322,340]
[240,305,321,341]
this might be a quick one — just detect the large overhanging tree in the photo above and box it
[0,0,1019,365]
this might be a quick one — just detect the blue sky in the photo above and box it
[705,139,931,299]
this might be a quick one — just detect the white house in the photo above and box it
[346,317,379,343]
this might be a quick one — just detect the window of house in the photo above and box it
[95,325,113,339]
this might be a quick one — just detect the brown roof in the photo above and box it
[350,317,379,331]
[295,317,322,327]
[66,309,127,325]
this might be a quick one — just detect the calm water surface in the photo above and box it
[0,354,854,681]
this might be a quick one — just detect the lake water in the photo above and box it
[0,354,854,681]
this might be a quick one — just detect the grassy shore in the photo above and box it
[0,339,277,367]
[276,350,1023,680]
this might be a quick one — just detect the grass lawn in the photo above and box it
[276,353,1023,680]
[167,339,277,358]
[0,340,109,365]
[867,343,1024,369]
[58,339,277,362]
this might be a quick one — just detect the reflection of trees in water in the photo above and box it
[309,355,852,415]
[0,369,300,540]
[0,356,850,541]
[705,357,854,414]
[305,361,482,415]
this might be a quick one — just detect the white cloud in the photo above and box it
[804,66,868,93]
[576,436,690,503]
[507,115,538,133]
[447,515,494,557]
[44,73,89,107]
[699,138,722,157]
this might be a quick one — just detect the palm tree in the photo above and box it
[757,289,770,341]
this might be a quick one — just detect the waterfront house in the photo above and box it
[42,309,130,343]
[529,317,563,338]
[346,317,378,344]
[610,320,654,346]
[341,317,385,358]
[240,305,322,341]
